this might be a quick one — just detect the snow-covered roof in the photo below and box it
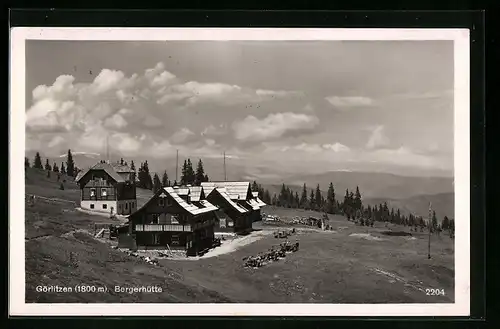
[255,197,266,207]
[211,187,249,213]
[201,181,251,200]
[164,187,217,215]
[246,199,260,211]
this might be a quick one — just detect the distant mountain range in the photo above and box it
[27,150,454,218]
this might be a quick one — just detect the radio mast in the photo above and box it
[223,151,227,181]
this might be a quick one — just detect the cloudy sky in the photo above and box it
[25,40,454,177]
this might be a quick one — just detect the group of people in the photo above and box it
[274,228,296,239]
[243,240,300,268]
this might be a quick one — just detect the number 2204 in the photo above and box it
[426,288,445,296]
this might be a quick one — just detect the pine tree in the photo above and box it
[309,189,315,210]
[186,159,195,185]
[34,152,43,169]
[431,210,438,233]
[120,158,124,165]
[153,173,162,193]
[251,181,259,192]
[66,149,75,177]
[194,159,206,186]
[45,159,52,171]
[52,162,59,173]
[354,186,362,211]
[162,171,169,187]
[180,160,188,185]
[204,174,209,182]
[272,194,277,206]
[326,182,335,214]
[442,215,450,230]
[295,192,300,209]
[60,162,66,175]
[315,184,322,211]
[300,183,308,209]
[261,190,269,204]
[25,157,30,168]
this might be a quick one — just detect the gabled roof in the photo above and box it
[255,197,267,207]
[75,162,125,183]
[201,181,252,200]
[210,187,249,214]
[164,187,218,215]
[189,186,204,202]
[110,163,133,173]
[246,199,260,211]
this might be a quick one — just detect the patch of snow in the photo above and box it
[349,233,385,241]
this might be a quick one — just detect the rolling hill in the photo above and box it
[364,192,454,221]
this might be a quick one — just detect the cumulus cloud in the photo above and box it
[170,128,195,144]
[325,96,373,108]
[201,124,227,137]
[322,142,350,152]
[366,125,389,149]
[232,112,319,142]
[25,60,306,157]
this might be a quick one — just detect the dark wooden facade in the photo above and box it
[129,190,216,256]
[206,190,253,234]
[79,170,136,202]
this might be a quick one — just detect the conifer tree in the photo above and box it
[186,159,195,185]
[180,160,188,185]
[60,162,66,175]
[25,157,30,168]
[300,183,308,209]
[315,184,322,211]
[52,162,59,173]
[326,182,336,214]
[161,171,169,187]
[34,152,43,169]
[45,159,52,171]
[66,149,75,177]
[309,189,315,210]
[153,173,162,193]
[354,186,362,211]
[431,210,438,233]
[194,159,206,186]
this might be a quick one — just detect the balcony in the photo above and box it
[135,224,192,232]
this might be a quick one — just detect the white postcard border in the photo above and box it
[9,27,470,316]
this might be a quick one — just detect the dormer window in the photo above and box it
[101,188,107,197]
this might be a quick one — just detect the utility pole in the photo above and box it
[428,201,432,259]
[175,149,179,184]
[223,151,227,181]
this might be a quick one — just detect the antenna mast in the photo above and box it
[175,149,179,183]
[223,151,227,182]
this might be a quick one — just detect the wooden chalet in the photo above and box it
[128,186,219,256]
[75,161,137,215]
[201,182,264,234]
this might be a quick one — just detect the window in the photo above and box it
[101,188,107,197]
[118,204,121,211]
[103,204,107,209]
[171,234,180,246]
[90,204,94,209]
[171,215,179,224]
[153,233,160,245]
[158,198,164,207]
[125,203,128,210]
[90,188,96,197]
[220,218,226,228]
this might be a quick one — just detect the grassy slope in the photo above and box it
[24,167,455,303]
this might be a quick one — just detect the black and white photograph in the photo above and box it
[10,28,470,316]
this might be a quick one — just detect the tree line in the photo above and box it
[26,150,79,178]
[136,158,211,193]
[252,180,455,238]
